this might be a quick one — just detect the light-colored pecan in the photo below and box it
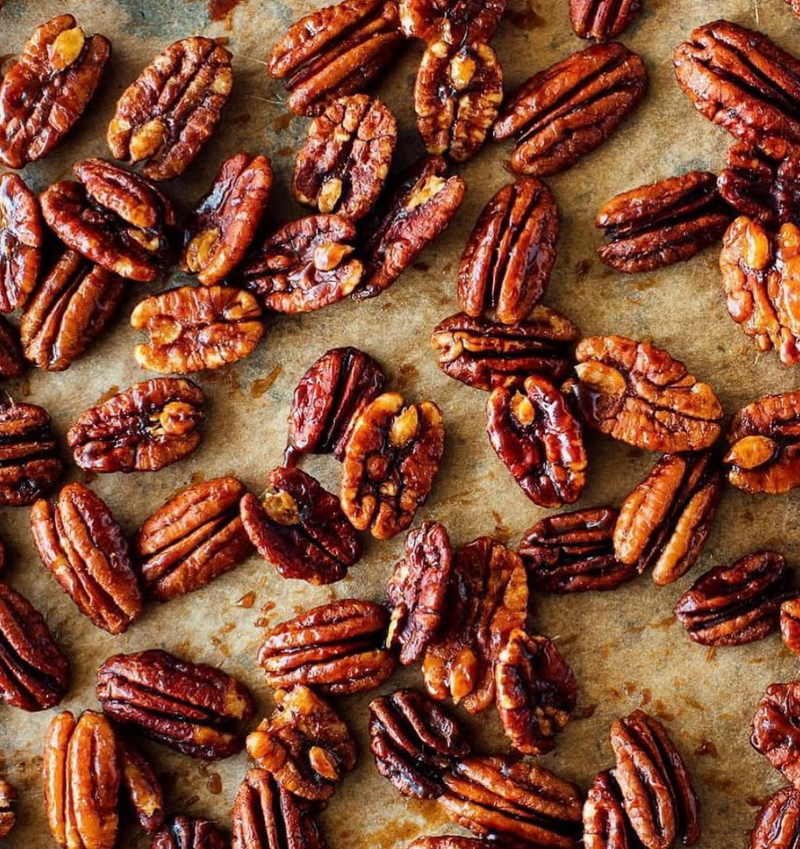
[0,173,43,313]
[569,0,643,41]
[152,815,228,849]
[399,0,506,43]
[749,788,800,849]
[0,401,63,506]
[118,740,164,833]
[0,778,15,839]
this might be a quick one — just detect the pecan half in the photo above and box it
[108,37,233,181]
[246,685,356,801]
[340,392,445,540]
[582,771,636,849]
[135,476,252,601]
[570,0,643,41]
[0,317,23,378]
[96,649,256,760]
[67,378,205,473]
[408,840,493,849]
[293,94,396,221]
[399,0,506,43]
[457,178,559,324]
[0,401,63,506]
[0,173,43,313]
[118,740,164,833]
[240,466,360,585]
[0,14,110,168]
[0,779,15,840]
[749,788,800,849]
[369,688,470,799]
[182,153,273,285]
[614,452,722,586]
[493,42,647,176]
[30,483,143,635]
[152,815,228,849]
[258,598,396,695]
[564,335,723,453]
[782,598,800,656]
[753,682,800,790]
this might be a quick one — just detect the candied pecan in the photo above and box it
[135,476,252,601]
[564,335,723,453]
[285,346,385,464]
[614,452,721,586]
[0,317,23,378]
[240,466,360,585]
[30,483,143,635]
[457,179,559,324]
[570,0,643,40]
[118,740,164,833]
[752,682,800,789]
[293,94,396,221]
[0,173,43,313]
[267,0,404,116]
[355,155,466,300]
[423,537,528,713]
[258,598,396,695]
[0,779,15,840]
[369,688,470,799]
[20,250,124,372]
[96,649,256,760]
[408,840,493,849]
[182,153,273,285]
[582,771,636,849]
[0,581,69,711]
[341,392,445,539]
[399,0,506,42]
[782,598,800,656]
[493,43,647,176]
[152,815,228,849]
[67,378,205,473]
[246,685,356,801]
[0,401,62,507]
[0,15,110,168]
[749,788,800,849]
[108,37,232,181]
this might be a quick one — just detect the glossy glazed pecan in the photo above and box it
[0,173,43,313]
[267,0,404,116]
[240,466,360,585]
[570,0,643,40]
[399,0,506,42]
[614,452,721,586]
[0,779,15,839]
[457,179,559,324]
[258,598,396,695]
[369,688,470,799]
[582,771,636,849]
[782,598,800,656]
[340,392,445,540]
[0,401,63,506]
[0,317,23,378]
[108,37,233,181]
[493,42,647,176]
[752,681,800,790]
[0,14,111,168]
[67,378,205,473]
[564,335,723,453]
[182,153,273,285]
[96,649,256,760]
[749,788,800,849]
[118,740,165,833]
[135,476,252,601]
[30,483,143,635]
[407,840,494,849]
[293,94,396,221]
[246,685,356,801]
[151,815,228,849]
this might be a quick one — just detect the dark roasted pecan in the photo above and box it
[0,317,23,378]
[752,682,800,790]
[0,581,69,711]
[152,815,228,849]
[67,378,205,473]
[240,466,360,585]
[293,94,396,221]
[582,771,636,849]
[564,335,723,453]
[118,740,165,833]
[493,42,647,176]
[399,0,506,43]
[30,483,143,635]
[782,598,800,656]
[614,452,721,586]
[267,0,404,116]
[258,598,396,695]
[0,401,62,506]
[423,537,528,713]
[108,37,233,181]
[355,156,466,300]
[182,153,273,285]
[749,788,800,849]
[596,171,730,273]
[457,179,559,323]
[246,685,356,801]
[570,0,643,40]
[96,649,256,760]
[340,392,445,540]
[0,173,43,313]
[369,688,470,799]
[135,476,252,601]
[0,15,110,168]
[0,779,15,840]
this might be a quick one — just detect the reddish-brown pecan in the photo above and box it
[267,0,405,117]
[96,649,256,760]
[67,378,205,473]
[0,173,43,313]
[583,771,637,849]
[30,483,143,635]
[399,0,506,43]
[108,37,233,181]
[749,788,800,849]
[293,95,396,221]
[782,598,800,656]
[407,840,494,849]
[493,42,647,176]
[182,153,273,285]
[753,681,800,790]
[151,815,228,849]
[0,316,23,378]
[564,335,723,453]
[457,179,559,324]
[569,0,643,40]
[340,392,445,540]
[241,466,360,585]
[0,779,15,840]
[0,15,111,168]
[246,685,356,801]
[369,688,470,799]
[258,598,396,695]
[135,476,252,601]
[423,537,528,714]
[614,452,721,586]
[118,740,165,833]
[788,0,800,17]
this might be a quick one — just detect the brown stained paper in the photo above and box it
[0,0,798,846]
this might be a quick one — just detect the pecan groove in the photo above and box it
[0,173,43,313]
